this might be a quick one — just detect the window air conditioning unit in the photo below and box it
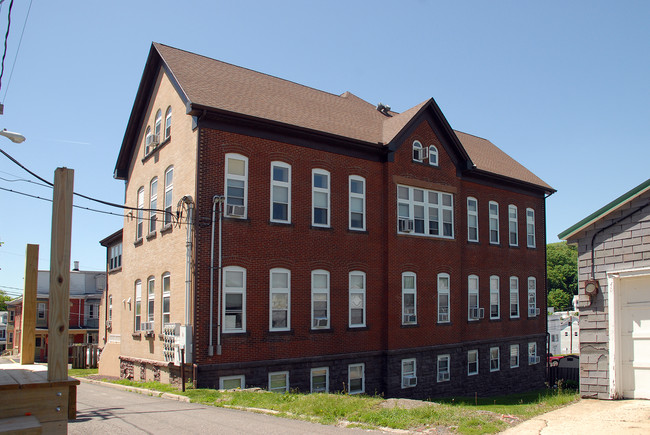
[469,307,484,320]
[404,375,417,387]
[105,320,112,329]
[141,321,154,332]
[438,313,449,323]
[404,314,417,324]
[398,217,414,233]
[438,372,450,382]
[314,317,328,328]
[530,356,540,365]
[145,134,160,148]
[227,204,246,217]
[528,307,541,317]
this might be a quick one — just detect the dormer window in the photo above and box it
[428,145,438,166]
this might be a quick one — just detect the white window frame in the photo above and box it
[402,272,417,325]
[144,126,152,155]
[269,268,290,331]
[154,109,162,139]
[510,276,520,318]
[349,175,366,231]
[109,243,122,270]
[270,161,291,223]
[163,166,174,226]
[467,350,478,376]
[437,354,450,382]
[149,177,158,234]
[311,270,330,329]
[397,185,454,238]
[490,347,500,372]
[489,201,499,244]
[164,106,172,139]
[489,275,500,320]
[162,272,170,326]
[428,145,438,166]
[349,271,366,328]
[136,187,144,240]
[437,273,450,323]
[527,277,537,317]
[508,204,518,246]
[147,276,155,324]
[312,169,330,227]
[468,275,479,321]
[526,208,536,248]
[134,280,142,331]
[528,342,538,365]
[222,266,246,333]
[225,154,248,219]
[467,197,478,242]
[401,358,417,388]
[412,140,423,162]
[348,363,365,394]
[219,375,244,390]
[510,344,520,368]
[310,367,329,393]
[268,371,289,393]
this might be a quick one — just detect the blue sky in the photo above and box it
[0,1,648,297]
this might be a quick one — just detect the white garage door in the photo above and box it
[619,275,650,399]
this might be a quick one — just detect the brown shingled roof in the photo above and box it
[117,43,552,192]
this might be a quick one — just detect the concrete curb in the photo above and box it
[76,377,191,403]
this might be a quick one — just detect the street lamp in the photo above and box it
[0,129,26,143]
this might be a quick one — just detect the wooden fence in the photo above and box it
[70,344,99,369]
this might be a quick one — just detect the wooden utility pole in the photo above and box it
[47,167,74,382]
[20,244,39,365]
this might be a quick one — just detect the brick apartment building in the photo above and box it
[98,43,554,398]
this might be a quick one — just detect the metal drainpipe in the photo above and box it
[208,195,224,356]
[179,196,194,361]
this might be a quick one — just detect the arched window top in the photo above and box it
[412,141,423,162]
[428,145,438,166]
[164,106,172,139]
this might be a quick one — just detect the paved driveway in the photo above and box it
[501,398,650,434]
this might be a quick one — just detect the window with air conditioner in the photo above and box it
[468,275,480,321]
[397,185,453,238]
[402,272,417,325]
[527,277,537,317]
[401,358,417,388]
[311,270,329,329]
[225,154,248,219]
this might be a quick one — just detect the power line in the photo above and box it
[0,0,14,94]
[1,0,30,103]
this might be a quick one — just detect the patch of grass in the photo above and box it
[103,379,579,435]
[68,368,98,377]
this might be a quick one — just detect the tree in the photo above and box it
[0,290,12,311]
[547,241,578,294]
[548,288,572,311]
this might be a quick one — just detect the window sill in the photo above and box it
[310,225,332,231]
[347,325,368,331]
[160,224,173,235]
[436,321,452,326]
[108,266,122,273]
[310,327,333,333]
[132,332,142,339]
[268,221,293,227]
[400,323,419,328]
[489,317,501,322]
[146,231,157,240]
[347,228,368,234]
[222,330,249,337]
[133,238,143,247]
[267,329,294,335]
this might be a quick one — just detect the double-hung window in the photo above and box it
[37,303,45,319]
[489,201,499,244]
[468,275,480,321]
[147,276,155,325]
[527,277,537,317]
[510,344,519,368]
[312,169,330,227]
[154,109,162,140]
[311,367,329,393]
[397,185,454,238]
[136,187,144,240]
[349,271,366,327]
[348,363,365,394]
[526,208,536,248]
[223,266,246,332]
[149,178,158,233]
[402,272,417,325]
[109,243,122,270]
[467,197,478,242]
[225,154,247,218]
[489,275,500,319]
[437,354,450,382]
[401,358,417,388]
[164,106,172,139]
[510,277,520,318]
[163,167,173,226]
[437,273,450,323]
[162,273,170,325]
[268,371,289,393]
[508,205,518,246]
[134,280,142,331]
[349,175,366,231]
[528,342,538,365]
[311,270,330,329]
[490,347,500,372]
[269,268,290,331]
[270,162,291,223]
[468,350,478,375]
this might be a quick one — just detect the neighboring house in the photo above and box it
[5,306,15,353]
[99,42,554,399]
[547,310,579,355]
[559,178,650,400]
[0,311,7,353]
[10,266,105,362]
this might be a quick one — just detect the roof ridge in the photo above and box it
[154,42,364,104]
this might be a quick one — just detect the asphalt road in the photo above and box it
[69,381,374,434]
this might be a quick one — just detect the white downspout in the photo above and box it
[180,196,194,363]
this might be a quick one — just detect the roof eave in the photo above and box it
[468,168,556,196]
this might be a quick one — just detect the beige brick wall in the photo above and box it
[109,67,197,365]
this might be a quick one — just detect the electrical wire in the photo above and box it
[2,0,32,103]
[0,0,14,94]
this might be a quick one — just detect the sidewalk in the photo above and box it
[501,398,650,434]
